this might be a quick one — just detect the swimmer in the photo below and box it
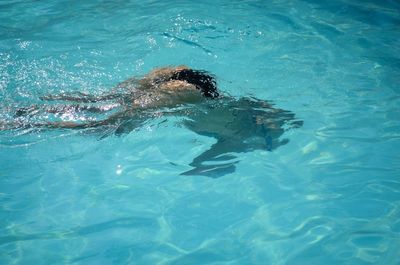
[9,65,218,130]
[1,66,302,177]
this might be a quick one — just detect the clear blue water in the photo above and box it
[1,0,400,264]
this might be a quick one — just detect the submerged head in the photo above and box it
[170,69,219,99]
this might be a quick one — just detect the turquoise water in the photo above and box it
[1,0,400,264]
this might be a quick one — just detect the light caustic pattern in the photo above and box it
[1,0,400,264]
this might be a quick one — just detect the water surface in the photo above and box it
[1,0,400,264]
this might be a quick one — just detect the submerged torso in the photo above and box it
[114,69,207,110]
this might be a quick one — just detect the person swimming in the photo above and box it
[1,66,302,177]
[6,66,218,130]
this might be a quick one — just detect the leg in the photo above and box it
[44,104,120,114]
[42,110,133,129]
[15,103,120,118]
[43,120,103,129]
[40,91,123,103]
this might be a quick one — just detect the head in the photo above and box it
[170,69,219,98]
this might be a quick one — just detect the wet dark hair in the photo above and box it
[170,69,219,98]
